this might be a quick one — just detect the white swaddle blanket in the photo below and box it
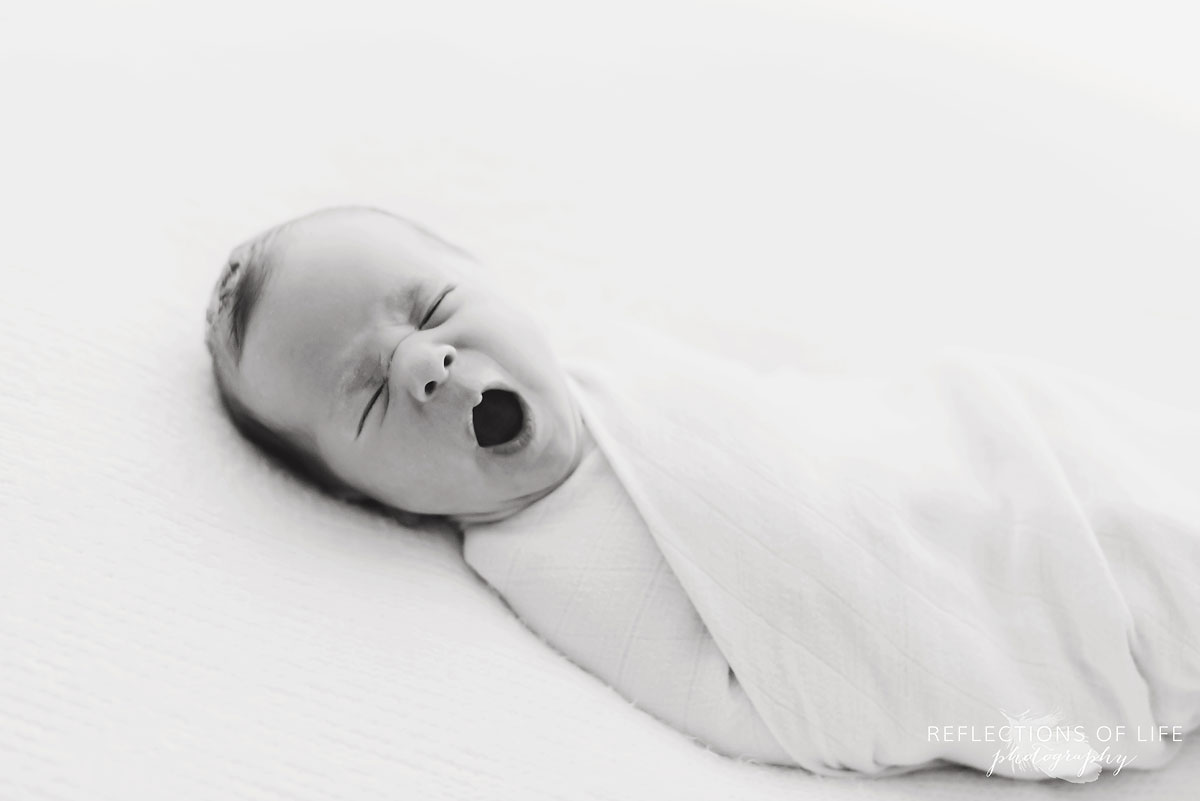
[558,320,1200,783]
[462,427,794,764]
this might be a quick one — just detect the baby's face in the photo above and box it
[235,210,586,522]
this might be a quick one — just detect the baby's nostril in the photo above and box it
[443,352,454,368]
[424,380,437,396]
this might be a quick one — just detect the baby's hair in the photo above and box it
[205,206,456,529]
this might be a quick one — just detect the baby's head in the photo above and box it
[206,206,586,525]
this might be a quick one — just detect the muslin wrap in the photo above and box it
[557,320,1200,782]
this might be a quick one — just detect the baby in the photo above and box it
[206,205,592,526]
[209,214,1200,781]
[206,205,791,767]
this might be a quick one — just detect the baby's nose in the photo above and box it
[407,343,456,402]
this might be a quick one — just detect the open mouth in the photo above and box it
[472,388,531,451]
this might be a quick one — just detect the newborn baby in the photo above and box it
[206,205,789,764]
[209,206,1200,782]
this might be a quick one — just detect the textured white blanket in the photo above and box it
[564,321,1200,782]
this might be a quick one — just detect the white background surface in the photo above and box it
[3,1,1198,798]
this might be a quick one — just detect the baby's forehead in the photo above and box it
[282,210,423,264]
[252,211,492,360]
[278,210,479,288]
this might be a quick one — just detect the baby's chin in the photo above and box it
[450,504,531,527]
[450,472,571,526]
[454,418,586,527]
